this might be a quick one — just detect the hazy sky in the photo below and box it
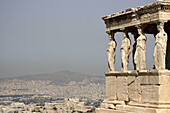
[0,0,156,78]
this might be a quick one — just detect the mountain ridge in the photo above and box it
[0,71,105,85]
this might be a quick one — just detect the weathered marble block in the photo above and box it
[128,76,141,102]
[105,75,117,100]
[117,76,128,101]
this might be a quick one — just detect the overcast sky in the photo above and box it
[0,0,156,78]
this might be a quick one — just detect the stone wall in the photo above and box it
[96,70,170,113]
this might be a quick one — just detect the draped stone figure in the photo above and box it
[131,32,139,70]
[121,31,131,71]
[107,32,116,71]
[153,21,168,70]
[134,27,147,70]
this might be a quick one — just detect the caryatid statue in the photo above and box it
[107,32,117,71]
[134,26,147,70]
[121,31,131,71]
[153,21,168,70]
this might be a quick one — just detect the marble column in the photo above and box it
[131,32,139,70]
[121,30,131,71]
[153,21,168,70]
[134,26,147,70]
[107,31,117,71]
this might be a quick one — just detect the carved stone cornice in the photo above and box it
[102,1,170,33]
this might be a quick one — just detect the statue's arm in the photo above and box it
[134,49,137,64]
[136,45,145,51]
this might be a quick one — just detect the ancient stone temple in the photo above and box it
[96,0,170,113]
